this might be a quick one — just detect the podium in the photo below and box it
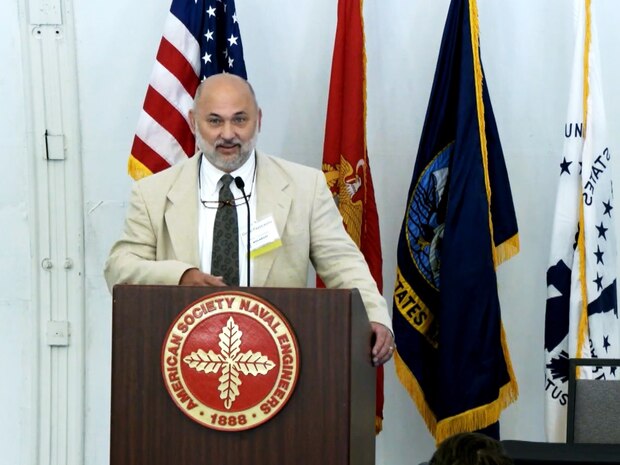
[110,285,376,465]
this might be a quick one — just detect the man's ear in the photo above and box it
[189,110,196,135]
[258,108,262,132]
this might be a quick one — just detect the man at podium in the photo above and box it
[105,73,394,366]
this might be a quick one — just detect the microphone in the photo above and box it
[234,176,251,287]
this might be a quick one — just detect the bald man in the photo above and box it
[105,73,394,365]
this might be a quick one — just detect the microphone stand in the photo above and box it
[234,176,251,287]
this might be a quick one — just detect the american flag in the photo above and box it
[128,0,247,179]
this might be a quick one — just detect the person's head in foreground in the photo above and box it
[429,432,513,465]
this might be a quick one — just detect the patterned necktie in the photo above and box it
[211,174,239,285]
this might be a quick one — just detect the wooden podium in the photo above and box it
[110,285,376,465]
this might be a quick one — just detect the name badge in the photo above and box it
[241,215,282,258]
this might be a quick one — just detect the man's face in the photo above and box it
[190,76,262,172]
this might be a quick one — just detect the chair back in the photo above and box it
[566,358,620,444]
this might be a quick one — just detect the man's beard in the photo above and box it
[196,125,258,172]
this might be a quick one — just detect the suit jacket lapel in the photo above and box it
[253,152,292,286]
[165,155,201,266]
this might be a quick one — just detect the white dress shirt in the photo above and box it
[198,151,257,285]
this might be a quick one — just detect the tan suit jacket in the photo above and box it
[104,151,392,329]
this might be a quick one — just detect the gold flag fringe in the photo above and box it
[468,0,500,271]
[127,154,153,180]
[434,379,518,444]
[394,328,519,445]
[468,0,521,271]
[495,234,520,266]
[576,0,592,358]
[375,416,383,435]
[394,351,438,435]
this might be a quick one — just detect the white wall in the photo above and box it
[1,1,33,463]
[3,0,620,464]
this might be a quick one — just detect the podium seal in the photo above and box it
[161,291,300,431]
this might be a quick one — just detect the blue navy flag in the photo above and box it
[544,0,619,443]
[392,0,519,443]
[129,0,247,179]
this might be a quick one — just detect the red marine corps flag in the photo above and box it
[321,0,385,432]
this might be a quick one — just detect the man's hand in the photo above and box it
[370,322,395,366]
[179,268,227,286]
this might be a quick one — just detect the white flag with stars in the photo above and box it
[544,0,619,443]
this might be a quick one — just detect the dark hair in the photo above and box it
[429,433,513,465]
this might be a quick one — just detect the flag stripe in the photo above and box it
[163,13,201,75]
[135,110,188,166]
[130,136,175,175]
[149,61,195,123]
[156,37,200,97]
[142,86,195,156]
